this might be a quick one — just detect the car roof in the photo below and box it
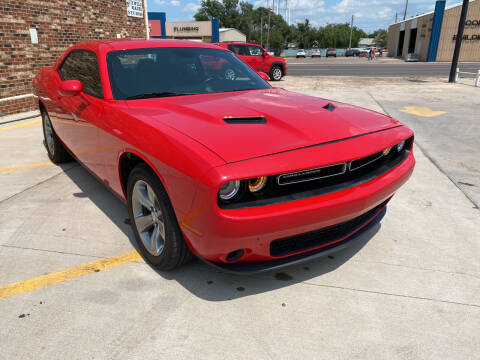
[71,39,223,53]
[216,41,262,46]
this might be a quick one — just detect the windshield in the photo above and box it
[107,47,271,100]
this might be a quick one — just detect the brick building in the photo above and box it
[0,0,147,117]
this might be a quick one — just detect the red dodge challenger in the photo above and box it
[33,40,415,273]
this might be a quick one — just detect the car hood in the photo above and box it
[125,88,400,163]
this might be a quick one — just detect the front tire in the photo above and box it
[269,65,283,81]
[41,109,71,163]
[127,164,192,270]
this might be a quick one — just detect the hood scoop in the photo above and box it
[223,116,267,124]
[323,103,336,112]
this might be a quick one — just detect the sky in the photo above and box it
[147,0,463,33]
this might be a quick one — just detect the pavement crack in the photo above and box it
[413,142,479,209]
[302,281,480,309]
[351,259,480,280]
[367,91,391,116]
[0,163,79,205]
[0,244,107,259]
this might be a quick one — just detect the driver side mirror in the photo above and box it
[257,72,270,81]
[58,80,82,97]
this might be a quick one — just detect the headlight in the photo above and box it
[383,147,392,156]
[219,180,241,201]
[397,140,406,152]
[248,177,268,193]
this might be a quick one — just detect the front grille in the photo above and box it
[270,200,387,257]
[277,163,347,185]
[349,151,384,171]
[220,137,413,210]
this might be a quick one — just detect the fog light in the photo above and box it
[248,177,267,193]
[383,147,392,156]
[397,140,406,152]
[219,180,241,201]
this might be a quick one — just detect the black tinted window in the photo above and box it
[59,51,103,98]
[228,44,248,56]
[107,47,270,100]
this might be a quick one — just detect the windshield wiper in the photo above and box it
[126,92,196,100]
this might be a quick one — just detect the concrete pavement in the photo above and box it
[1,79,479,359]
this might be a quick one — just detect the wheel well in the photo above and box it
[119,152,151,196]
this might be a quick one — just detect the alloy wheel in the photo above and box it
[132,180,165,256]
[272,67,282,81]
[43,112,55,156]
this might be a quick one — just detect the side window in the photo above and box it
[59,51,104,98]
[248,46,263,56]
[228,44,249,56]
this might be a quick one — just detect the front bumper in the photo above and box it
[180,127,414,266]
[199,206,386,274]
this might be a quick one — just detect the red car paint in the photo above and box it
[33,39,414,268]
[214,42,287,79]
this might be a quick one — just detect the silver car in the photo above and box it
[311,49,321,58]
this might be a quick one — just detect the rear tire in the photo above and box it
[41,109,71,163]
[269,65,283,81]
[127,164,192,270]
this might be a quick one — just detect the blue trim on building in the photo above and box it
[427,0,446,62]
[148,12,166,38]
[211,18,219,43]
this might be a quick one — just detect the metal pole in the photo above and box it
[143,0,149,39]
[348,15,354,49]
[403,0,408,20]
[449,0,469,83]
[395,12,398,23]
[267,10,271,51]
[260,16,263,46]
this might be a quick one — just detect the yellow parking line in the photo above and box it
[0,118,41,133]
[0,162,54,172]
[400,106,446,117]
[0,251,142,300]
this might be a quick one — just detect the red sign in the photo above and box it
[148,20,162,37]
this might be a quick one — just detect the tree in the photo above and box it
[193,0,373,52]
[372,29,388,47]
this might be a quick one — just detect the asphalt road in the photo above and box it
[287,60,480,77]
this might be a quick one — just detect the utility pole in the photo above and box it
[449,0,469,82]
[260,16,263,47]
[348,15,354,49]
[403,0,408,20]
[267,10,271,51]
[395,12,398,23]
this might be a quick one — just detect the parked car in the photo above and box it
[311,49,321,58]
[405,53,419,62]
[296,49,306,58]
[358,49,369,57]
[33,39,415,272]
[214,41,286,81]
[345,49,360,57]
[326,48,337,57]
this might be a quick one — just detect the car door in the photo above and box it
[245,45,265,72]
[55,50,105,176]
